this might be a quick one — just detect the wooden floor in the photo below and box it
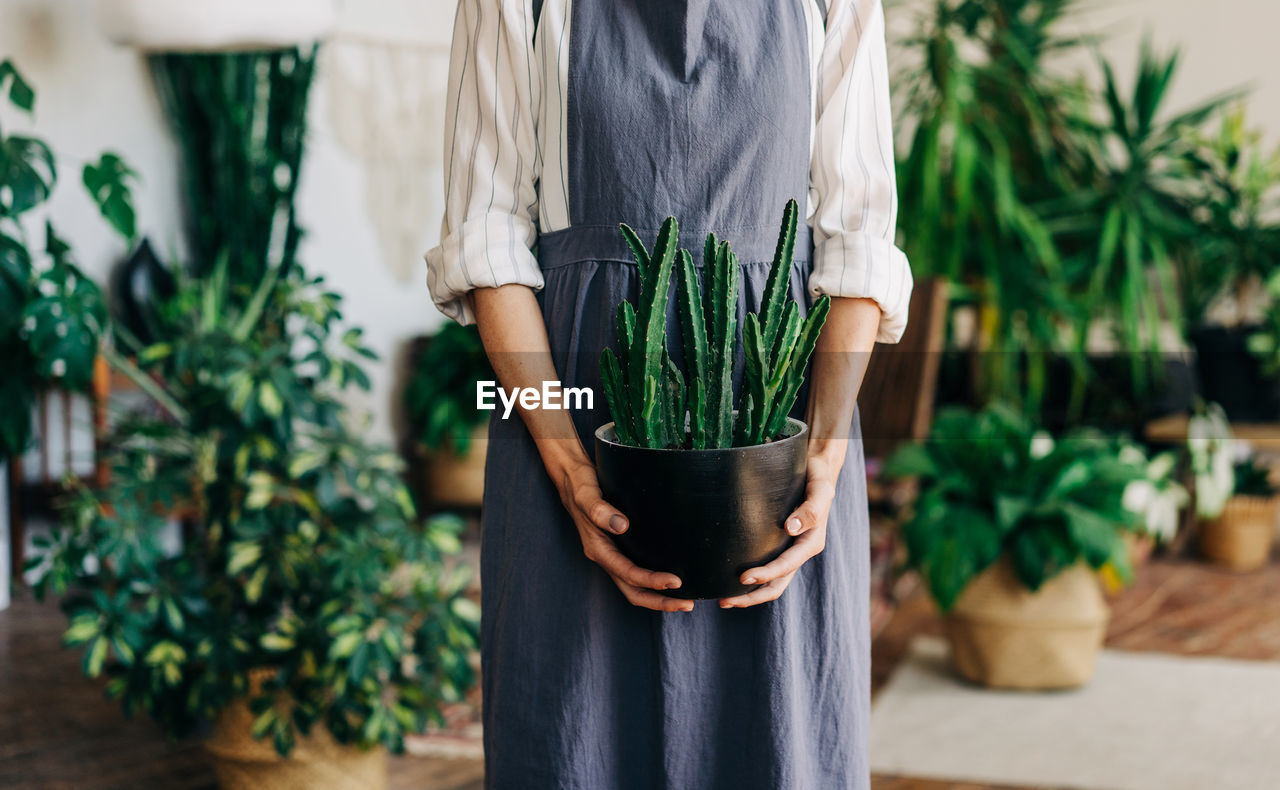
[3,558,1278,790]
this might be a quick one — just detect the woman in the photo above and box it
[426,0,911,787]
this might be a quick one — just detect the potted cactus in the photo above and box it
[593,201,830,599]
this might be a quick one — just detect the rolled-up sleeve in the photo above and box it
[809,0,912,343]
[425,0,542,325]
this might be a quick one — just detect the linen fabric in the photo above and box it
[425,1,904,787]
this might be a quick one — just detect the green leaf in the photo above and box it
[993,494,1030,534]
[450,597,481,624]
[244,566,268,604]
[883,443,938,479]
[64,616,101,645]
[0,59,35,112]
[82,153,138,241]
[258,382,283,418]
[0,135,55,215]
[261,633,295,652]
[84,636,108,677]
[1061,501,1124,568]
[330,631,361,660]
[227,540,262,574]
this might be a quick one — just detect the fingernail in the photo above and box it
[665,580,681,590]
[682,604,694,612]
[742,576,757,585]
[786,517,803,535]
[720,602,733,609]
[609,514,628,534]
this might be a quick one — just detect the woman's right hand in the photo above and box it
[550,458,693,612]
[470,286,690,612]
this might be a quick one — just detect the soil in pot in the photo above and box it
[594,418,807,600]
[946,560,1109,690]
[205,672,387,790]
[1189,325,1280,421]
[1200,495,1278,572]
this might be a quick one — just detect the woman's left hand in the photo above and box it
[718,452,840,608]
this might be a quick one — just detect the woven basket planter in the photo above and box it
[205,671,387,790]
[417,424,488,508]
[946,560,1109,690]
[1200,495,1278,572]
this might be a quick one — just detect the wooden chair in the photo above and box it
[7,356,111,583]
[859,277,950,471]
[858,278,949,635]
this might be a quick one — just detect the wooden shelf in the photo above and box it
[1145,413,1280,449]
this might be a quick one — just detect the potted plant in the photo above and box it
[1,59,135,607]
[593,200,830,600]
[403,324,493,508]
[884,404,1146,690]
[1183,108,1280,420]
[1189,404,1277,570]
[29,263,479,790]
[1119,445,1189,566]
[895,2,1224,420]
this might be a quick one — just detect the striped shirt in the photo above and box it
[425,0,912,344]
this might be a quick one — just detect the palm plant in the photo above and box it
[896,0,1097,412]
[1057,42,1233,395]
[896,2,1229,417]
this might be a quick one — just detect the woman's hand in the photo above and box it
[472,286,692,613]
[551,458,693,613]
[719,298,880,609]
[718,451,841,609]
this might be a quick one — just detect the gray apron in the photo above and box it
[480,1,869,787]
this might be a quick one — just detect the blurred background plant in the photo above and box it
[4,56,478,759]
[404,323,492,458]
[895,0,1241,422]
[29,260,480,755]
[883,403,1146,611]
[149,48,316,291]
[1181,107,1280,328]
[0,59,135,459]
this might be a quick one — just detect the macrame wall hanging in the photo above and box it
[325,33,451,283]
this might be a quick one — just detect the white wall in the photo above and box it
[887,0,1280,142]
[0,0,457,442]
[1071,1,1280,144]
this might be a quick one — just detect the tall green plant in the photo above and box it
[897,0,1095,411]
[149,48,315,289]
[1059,41,1232,394]
[0,60,135,458]
[31,263,479,755]
[896,1,1227,415]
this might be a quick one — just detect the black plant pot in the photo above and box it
[110,238,176,346]
[594,418,807,600]
[1189,325,1280,421]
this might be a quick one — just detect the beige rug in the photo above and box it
[870,637,1280,790]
